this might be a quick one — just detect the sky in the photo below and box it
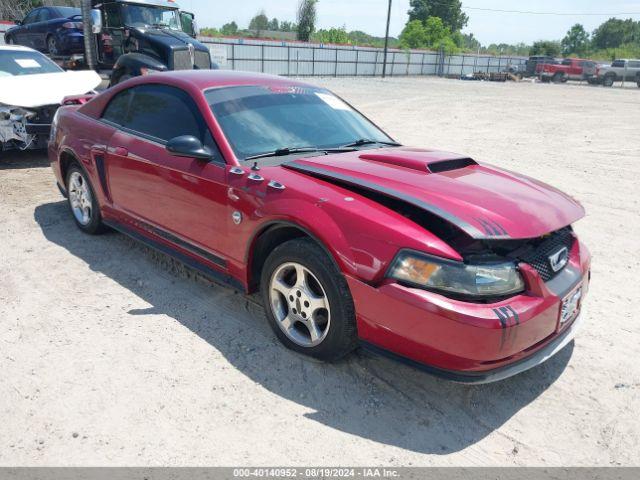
[182,1,640,45]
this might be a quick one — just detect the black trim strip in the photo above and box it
[104,219,244,292]
[284,161,508,240]
[94,154,110,201]
[136,220,226,268]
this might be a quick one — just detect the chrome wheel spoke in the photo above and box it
[272,278,291,297]
[303,318,322,342]
[294,264,307,289]
[280,314,296,332]
[307,294,328,316]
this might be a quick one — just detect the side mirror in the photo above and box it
[166,135,213,160]
[14,19,22,26]
[90,9,102,34]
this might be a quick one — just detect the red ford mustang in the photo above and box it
[48,71,590,383]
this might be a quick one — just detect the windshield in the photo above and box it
[121,4,182,30]
[0,50,63,77]
[205,85,394,160]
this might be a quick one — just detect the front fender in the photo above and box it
[247,198,360,278]
[112,53,168,81]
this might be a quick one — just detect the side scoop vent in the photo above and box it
[427,158,477,173]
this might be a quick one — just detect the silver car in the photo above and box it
[597,59,640,87]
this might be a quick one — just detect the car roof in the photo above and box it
[0,45,39,53]
[134,69,315,91]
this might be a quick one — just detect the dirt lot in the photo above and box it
[1,77,639,466]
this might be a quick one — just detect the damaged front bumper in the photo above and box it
[0,104,55,151]
[348,238,591,383]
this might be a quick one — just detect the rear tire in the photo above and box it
[260,238,357,362]
[46,35,59,56]
[65,164,106,235]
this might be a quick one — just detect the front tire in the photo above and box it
[603,74,615,87]
[552,72,564,84]
[260,238,357,362]
[5,35,14,45]
[66,164,105,234]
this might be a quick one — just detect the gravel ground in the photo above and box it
[0,76,639,466]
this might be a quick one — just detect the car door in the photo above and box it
[101,84,230,262]
[32,7,52,51]
[14,9,39,46]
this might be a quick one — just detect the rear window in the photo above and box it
[53,7,81,18]
[0,50,63,76]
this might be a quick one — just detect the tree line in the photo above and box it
[532,19,640,60]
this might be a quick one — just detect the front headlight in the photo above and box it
[387,250,525,298]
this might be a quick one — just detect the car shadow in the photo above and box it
[34,200,574,455]
[0,150,50,170]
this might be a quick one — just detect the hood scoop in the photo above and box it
[359,150,477,173]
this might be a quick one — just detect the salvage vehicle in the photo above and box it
[536,58,597,83]
[596,59,640,87]
[48,71,591,383]
[0,45,100,153]
[4,5,83,56]
[524,55,557,77]
[6,0,212,86]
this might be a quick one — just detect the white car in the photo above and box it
[0,45,101,153]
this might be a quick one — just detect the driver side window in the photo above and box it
[22,9,39,25]
[101,85,221,161]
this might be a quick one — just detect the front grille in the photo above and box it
[172,50,192,70]
[172,49,211,70]
[194,50,210,69]
[517,228,575,281]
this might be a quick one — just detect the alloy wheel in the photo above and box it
[269,262,331,347]
[47,37,58,55]
[68,171,93,226]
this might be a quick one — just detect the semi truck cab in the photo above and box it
[81,0,212,86]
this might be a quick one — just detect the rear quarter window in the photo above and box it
[101,89,133,126]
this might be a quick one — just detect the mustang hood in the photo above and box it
[0,70,102,108]
[284,147,585,240]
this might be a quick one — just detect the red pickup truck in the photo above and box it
[536,58,597,83]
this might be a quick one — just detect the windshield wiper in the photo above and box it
[340,138,401,148]
[244,146,355,161]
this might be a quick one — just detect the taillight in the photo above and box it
[62,21,83,29]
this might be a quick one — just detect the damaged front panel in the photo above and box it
[0,105,54,151]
